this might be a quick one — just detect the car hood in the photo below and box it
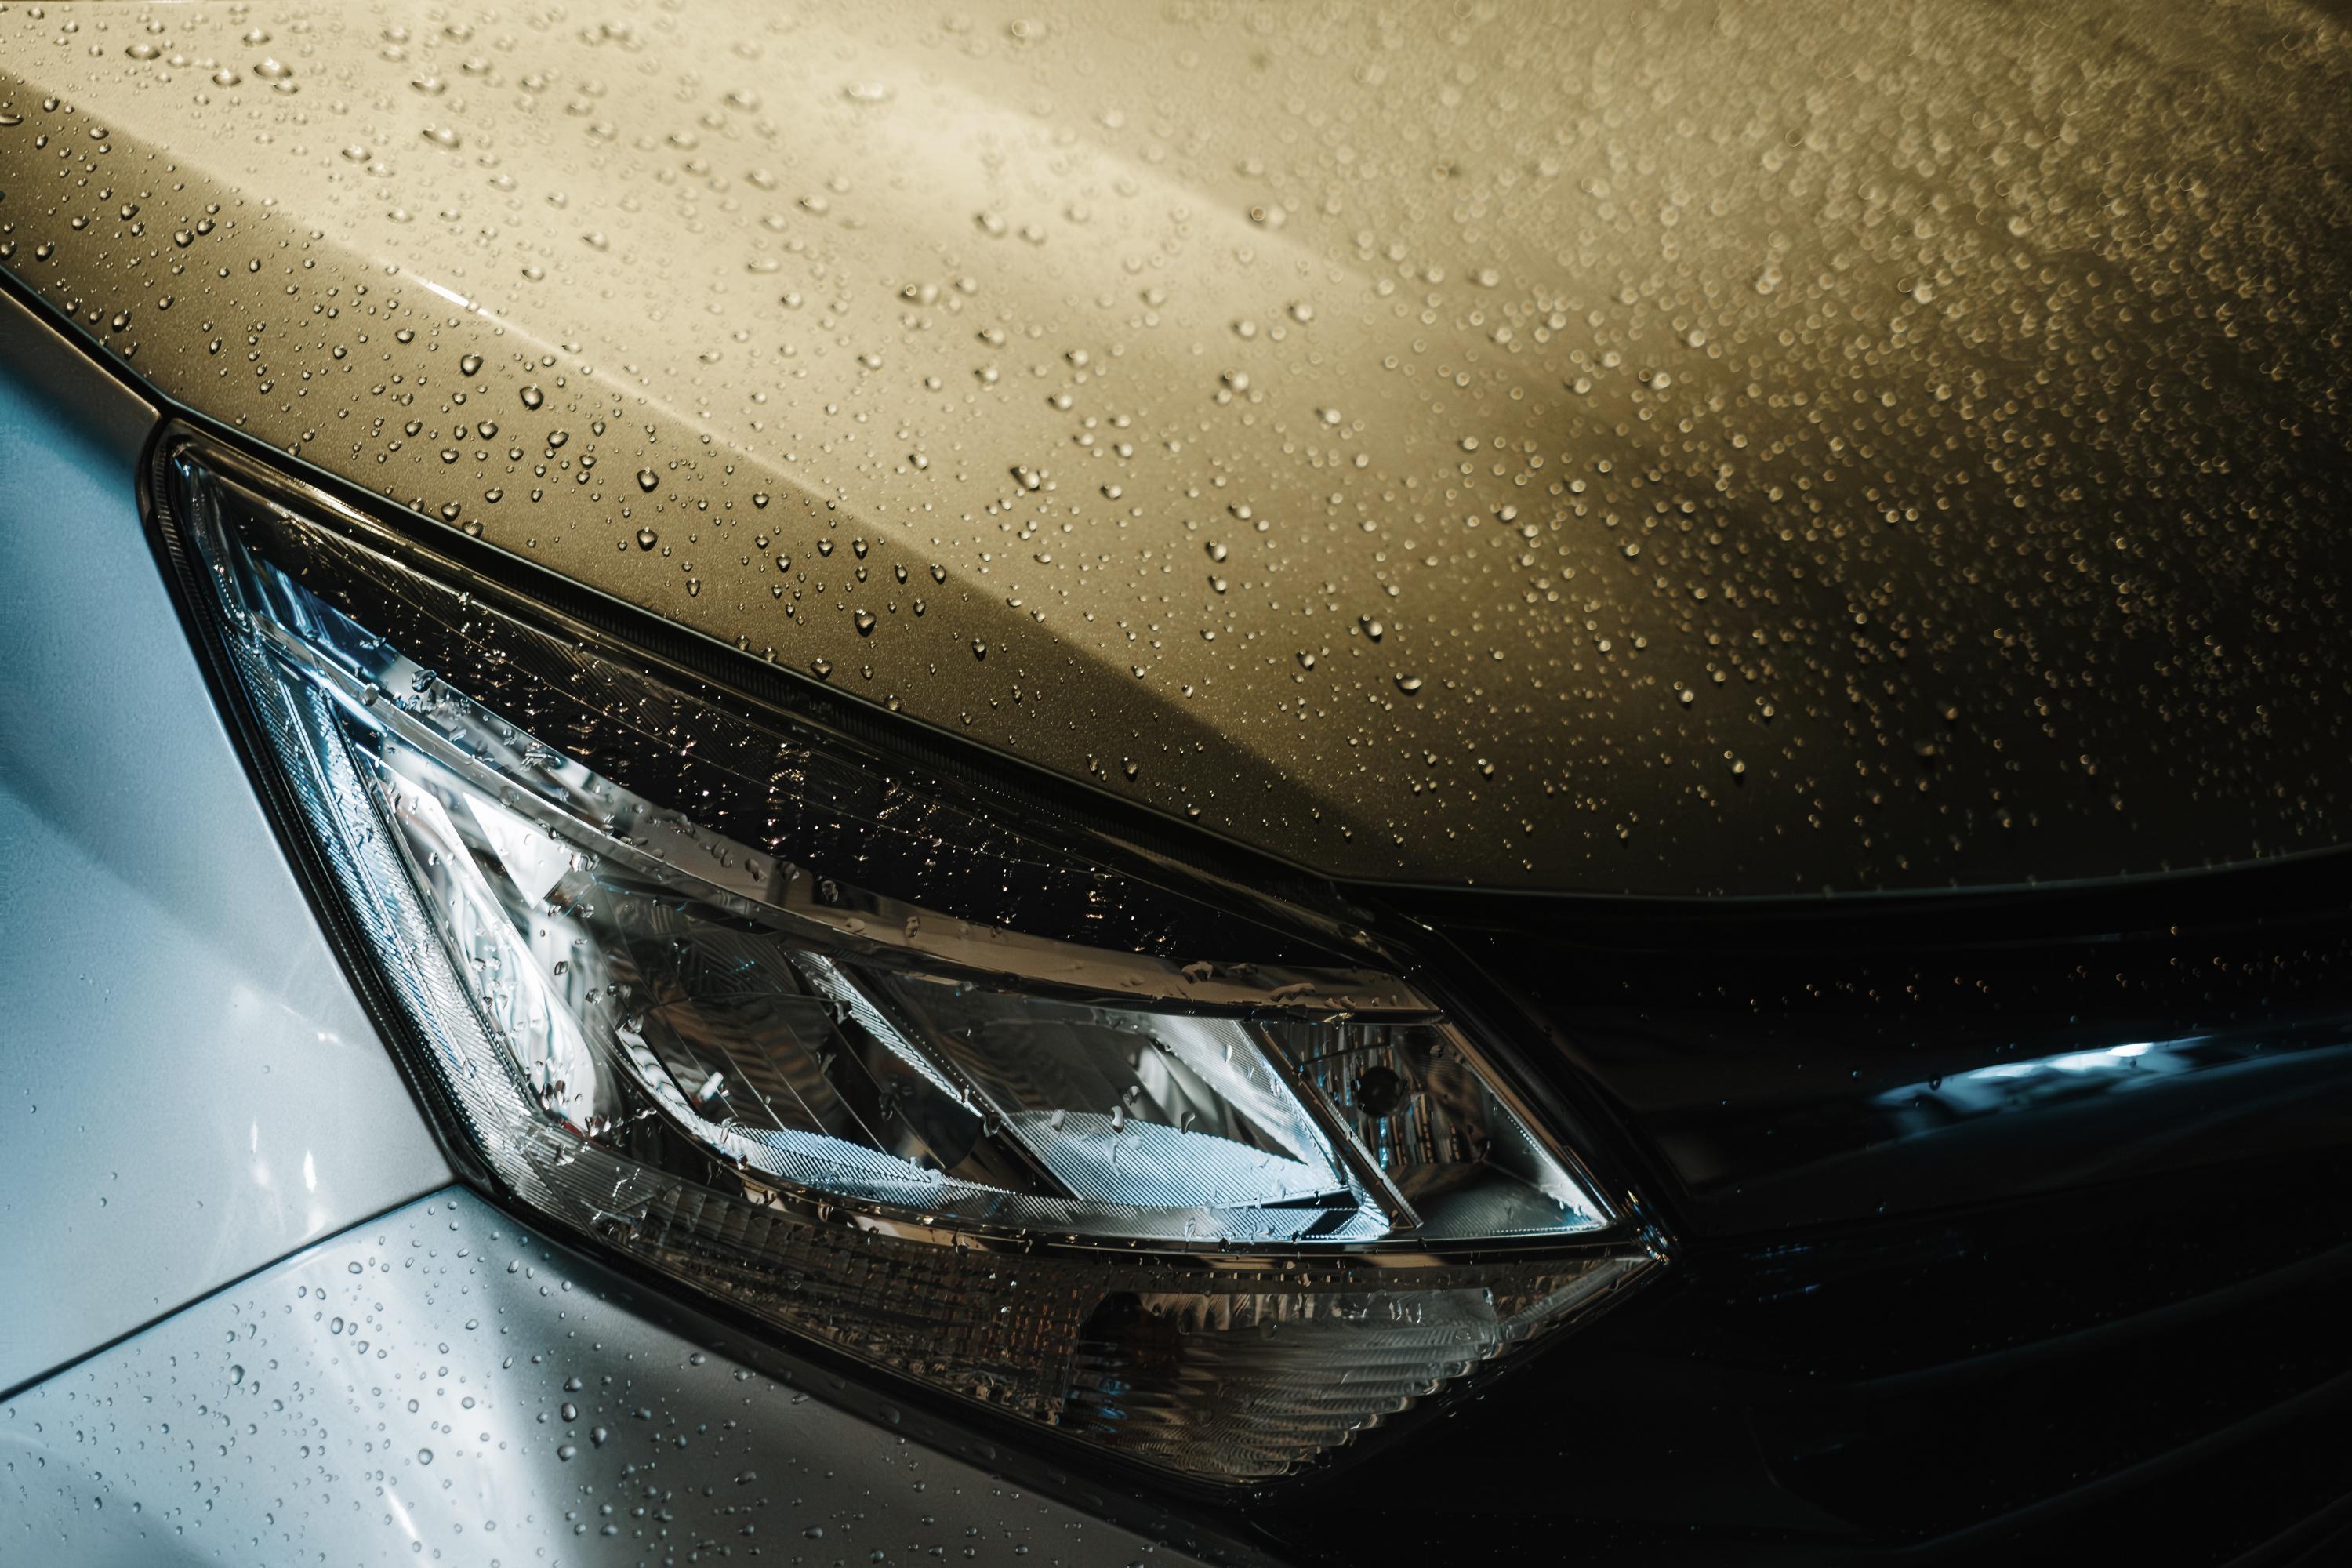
[5,2,2350,896]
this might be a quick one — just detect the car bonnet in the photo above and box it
[4,1,2350,895]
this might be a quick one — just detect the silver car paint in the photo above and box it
[0,1187,1199,1567]
[0,288,454,1393]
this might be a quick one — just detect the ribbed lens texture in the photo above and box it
[174,445,1657,1482]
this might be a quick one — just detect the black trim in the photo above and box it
[1397,836,2352,953]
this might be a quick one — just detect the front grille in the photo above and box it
[1250,1143,2352,1563]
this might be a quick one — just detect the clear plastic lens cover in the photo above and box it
[167,436,1660,1481]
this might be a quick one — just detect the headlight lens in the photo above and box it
[162,432,1661,1483]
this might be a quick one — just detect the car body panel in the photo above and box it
[1425,871,2352,1234]
[0,289,453,1394]
[0,1188,1207,1566]
[3,2,2348,895]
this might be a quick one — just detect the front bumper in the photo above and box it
[2,1187,1207,1567]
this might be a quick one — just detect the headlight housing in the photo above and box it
[155,429,1662,1484]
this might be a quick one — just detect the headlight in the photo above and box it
[155,429,1662,1484]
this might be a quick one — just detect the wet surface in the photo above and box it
[1,1189,1203,1566]
[0,293,452,1394]
[3,3,2349,895]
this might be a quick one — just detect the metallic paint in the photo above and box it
[0,1188,1210,1566]
[0,291,453,1392]
[4,3,2347,894]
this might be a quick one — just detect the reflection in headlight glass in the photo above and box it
[168,437,1661,1481]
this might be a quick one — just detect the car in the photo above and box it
[5,3,2350,1563]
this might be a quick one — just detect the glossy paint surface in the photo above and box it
[0,292,452,1393]
[1426,862,2352,1235]
[0,1188,1207,1567]
[2,4,2349,894]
